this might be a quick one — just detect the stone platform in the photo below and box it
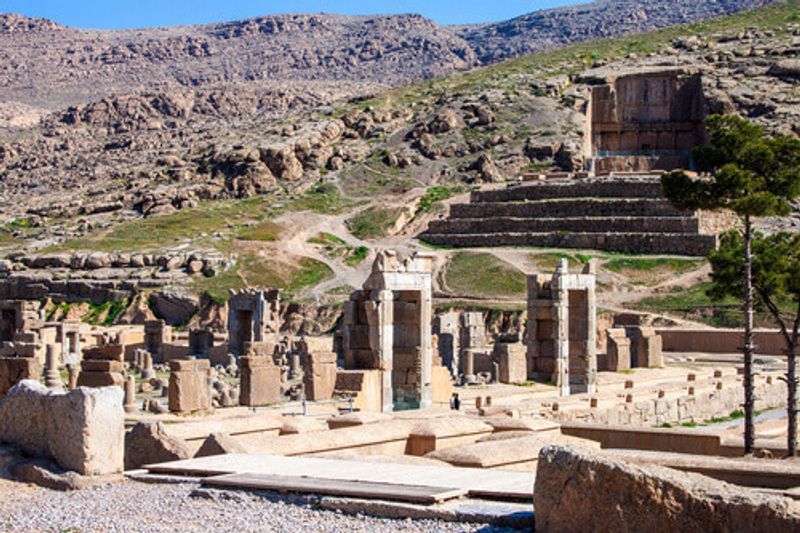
[421,176,729,255]
[143,453,534,501]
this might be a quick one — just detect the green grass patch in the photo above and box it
[84,299,128,326]
[445,252,527,299]
[604,257,703,273]
[532,252,590,271]
[236,221,283,242]
[308,234,369,266]
[345,245,369,266]
[308,232,347,246]
[190,264,245,304]
[48,196,270,253]
[347,206,406,240]
[623,282,791,328]
[285,183,361,215]
[417,185,463,214]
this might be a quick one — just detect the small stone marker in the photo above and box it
[624,380,634,389]
[475,396,483,410]
[688,386,695,396]
[713,369,722,378]
[485,395,492,407]
[590,397,598,408]
[687,373,696,382]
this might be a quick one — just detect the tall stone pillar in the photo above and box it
[419,284,433,409]
[553,260,571,397]
[370,289,394,413]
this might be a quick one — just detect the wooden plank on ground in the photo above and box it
[202,473,467,504]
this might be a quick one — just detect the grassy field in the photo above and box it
[622,281,796,328]
[603,257,706,286]
[192,251,334,303]
[346,206,406,240]
[47,196,270,253]
[236,221,283,242]
[445,252,527,299]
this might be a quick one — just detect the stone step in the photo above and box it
[449,198,687,219]
[472,178,663,203]
[419,232,717,256]
[427,216,700,235]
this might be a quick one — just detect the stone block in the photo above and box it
[603,328,631,372]
[0,356,40,398]
[303,352,337,402]
[0,380,123,475]
[496,343,527,384]
[168,358,211,413]
[240,358,282,406]
[534,445,800,532]
[80,360,124,373]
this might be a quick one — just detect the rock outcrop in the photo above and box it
[534,445,800,532]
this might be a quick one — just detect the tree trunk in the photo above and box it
[743,215,755,455]
[789,339,798,457]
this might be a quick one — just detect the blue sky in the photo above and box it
[1,1,584,28]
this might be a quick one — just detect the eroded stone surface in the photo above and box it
[0,380,124,475]
[534,445,800,532]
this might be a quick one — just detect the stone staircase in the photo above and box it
[420,176,726,256]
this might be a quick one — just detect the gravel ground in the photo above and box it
[0,480,513,532]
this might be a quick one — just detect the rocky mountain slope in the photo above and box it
[459,0,779,63]
[0,0,779,113]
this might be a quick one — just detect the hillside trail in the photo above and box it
[269,188,712,330]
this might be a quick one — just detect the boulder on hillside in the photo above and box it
[767,60,800,80]
[534,445,800,532]
[148,290,198,326]
[125,421,192,470]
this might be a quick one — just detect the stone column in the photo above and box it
[419,281,433,409]
[140,351,155,380]
[67,365,79,389]
[124,375,138,414]
[462,348,476,384]
[553,259,570,397]
[370,289,394,413]
[44,344,64,391]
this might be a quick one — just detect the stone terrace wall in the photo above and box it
[422,176,733,256]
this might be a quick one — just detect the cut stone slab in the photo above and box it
[426,434,599,469]
[534,445,800,532]
[203,473,467,504]
[145,453,534,501]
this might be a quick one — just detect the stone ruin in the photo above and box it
[527,258,597,396]
[78,336,125,388]
[420,68,736,256]
[587,68,706,174]
[168,357,211,414]
[144,319,171,363]
[227,289,281,356]
[340,250,453,412]
[239,342,283,407]
[600,326,663,372]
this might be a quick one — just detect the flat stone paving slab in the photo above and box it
[146,454,534,501]
[203,473,466,504]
